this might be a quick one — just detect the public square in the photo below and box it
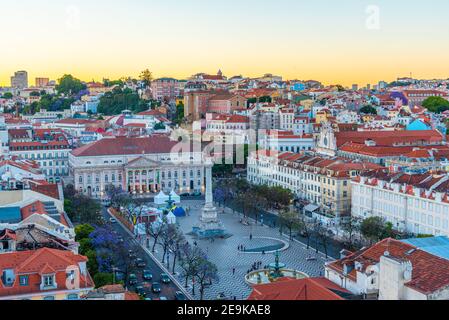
[150,199,331,300]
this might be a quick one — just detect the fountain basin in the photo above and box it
[245,269,309,286]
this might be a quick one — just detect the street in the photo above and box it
[101,206,189,300]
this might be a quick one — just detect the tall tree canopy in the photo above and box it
[422,96,449,113]
[139,69,153,86]
[98,87,148,115]
[56,74,87,96]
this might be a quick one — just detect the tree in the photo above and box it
[360,216,394,244]
[167,229,187,274]
[98,87,141,115]
[147,221,165,253]
[158,224,177,265]
[360,105,377,115]
[56,74,86,96]
[85,249,99,275]
[139,69,153,86]
[154,122,166,131]
[93,273,115,288]
[278,209,300,240]
[179,244,205,294]
[297,214,313,249]
[336,84,345,92]
[75,224,95,241]
[175,102,185,125]
[2,92,13,99]
[259,96,272,103]
[422,96,449,113]
[341,216,361,249]
[195,258,219,300]
[106,185,128,209]
[79,238,94,255]
[63,184,77,199]
[66,194,101,224]
[313,222,332,258]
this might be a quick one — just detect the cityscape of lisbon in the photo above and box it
[1,1,449,304]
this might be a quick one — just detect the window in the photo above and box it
[43,275,54,288]
[67,294,78,300]
[19,275,28,286]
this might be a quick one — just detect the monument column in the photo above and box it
[192,157,227,239]
[205,160,214,207]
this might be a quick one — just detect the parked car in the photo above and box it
[128,250,136,258]
[143,270,153,281]
[136,286,146,297]
[175,291,187,300]
[128,274,138,286]
[152,282,161,293]
[180,193,190,197]
[160,273,171,284]
[135,258,147,268]
[109,218,117,224]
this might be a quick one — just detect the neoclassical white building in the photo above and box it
[352,170,449,237]
[68,136,206,198]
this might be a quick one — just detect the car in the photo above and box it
[109,218,117,224]
[135,258,147,268]
[152,282,161,293]
[135,286,146,297]
[191,191,202,197]
[128,250,136,258]
[128,274,138,286]
[160,273,171,284]
[143,270,153,281]
[180,193,190,197]
[175,291,186,300]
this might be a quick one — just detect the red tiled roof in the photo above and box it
[327,238,449,294]
[29,181,61,200]
[248,277,350,300]
[0,248,93,298]
[71,136,191,157]
[335,130,443,147]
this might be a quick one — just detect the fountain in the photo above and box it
[245,251,308,286]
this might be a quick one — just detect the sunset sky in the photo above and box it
[1,0,449,87]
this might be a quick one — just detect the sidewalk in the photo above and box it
[106,208,194,300]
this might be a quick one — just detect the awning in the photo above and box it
[304,204,320,213]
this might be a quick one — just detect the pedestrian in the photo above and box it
[232,268,236,275]
[250,234,253,241]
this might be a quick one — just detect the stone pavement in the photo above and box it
[150,200,331,300]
